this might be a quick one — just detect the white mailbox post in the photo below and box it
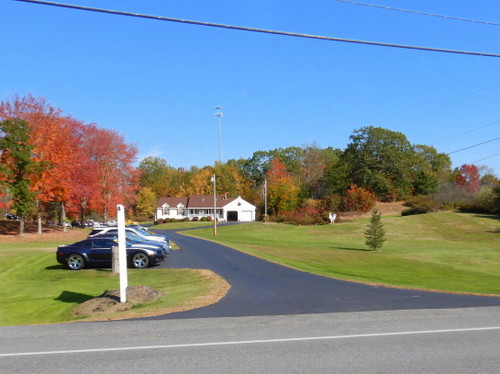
[117,204,128,303]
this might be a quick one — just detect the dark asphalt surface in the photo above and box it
[149,227,500,319]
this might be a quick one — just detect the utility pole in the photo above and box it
[264,179,268,223]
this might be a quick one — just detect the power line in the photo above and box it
[473,152,500,163]
[14,0,500,58]
[394,81,500,128]
[331,0,500,27]
[446,137,500,155]
[433,119,500,145]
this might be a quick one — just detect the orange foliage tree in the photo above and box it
[0,94,140,226]
[266,157,300,215]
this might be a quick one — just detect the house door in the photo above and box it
[227,211,238,221]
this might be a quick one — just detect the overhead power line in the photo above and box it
[14,0,500,58]
[473,152,500,163]
[331,0,500,27]
[434,119,500,145]
[446,137,500,155]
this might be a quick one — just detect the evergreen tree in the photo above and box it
[364,209,385,251]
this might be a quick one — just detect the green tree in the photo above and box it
[342,126,416,201]
[135,187,157,220]
[364,209,386,251]
[412,145,451,195]
[138,156,173,197]
[0,119,38,235]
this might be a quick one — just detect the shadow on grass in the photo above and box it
[55,290,95,303]
[473,214,500,221]
[45,265,114,272]
[45,265,65,270]
[330,246,372,252]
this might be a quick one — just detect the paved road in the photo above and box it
[2,308,499,373]
[153,228,500,319]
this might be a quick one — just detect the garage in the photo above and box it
[239,210,253,222]
[227,211,238,221]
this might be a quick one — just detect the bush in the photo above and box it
[182,217,189,222]
[277,206,327,225]
[200,217,208,222]
[341,185,376,213]
[206,216,213,221]
[162,218,171,223]
[458,189,497,213]
[402,195,443,216]
[191,217,199,221]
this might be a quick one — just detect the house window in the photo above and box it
[162,205,169,215]
[178,207,184,215]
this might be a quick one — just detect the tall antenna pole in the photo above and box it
[214,106,223,164]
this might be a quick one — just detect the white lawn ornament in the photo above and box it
[329,213,337,224]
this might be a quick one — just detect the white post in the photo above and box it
[212,174,217,236]
[116,204,128,303]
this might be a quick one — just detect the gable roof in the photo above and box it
[157,195,237,209]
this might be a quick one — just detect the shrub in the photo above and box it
[163,218,171,223]
[277,206,327,225]
[182,217,189,222]
[191,217,199,221]
[200,217,208,222]
[458,188,497,213]
[206,216,213,221]
[341,185,376,213]
[402,195,443,216]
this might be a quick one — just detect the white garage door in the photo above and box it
[240,210,253,222]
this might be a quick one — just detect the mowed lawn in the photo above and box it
[182,212,500,295]
[0,232,228,326]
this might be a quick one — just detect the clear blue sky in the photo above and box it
[3,0,499,176]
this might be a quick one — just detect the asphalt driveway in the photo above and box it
[152,228,500,319]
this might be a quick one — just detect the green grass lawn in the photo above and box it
[0,240,226,326]
[183,212,500,295]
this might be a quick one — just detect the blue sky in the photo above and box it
[3,0,499,175]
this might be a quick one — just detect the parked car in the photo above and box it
[126,223,149,231]
[56,237,164,270]
[92,232,171,255]
[4,214,18,220]
[89,226,170,244]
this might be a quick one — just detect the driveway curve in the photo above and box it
[151,228,500,319]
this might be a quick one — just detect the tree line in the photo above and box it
[1,94,499,234]
[0,95,138,234]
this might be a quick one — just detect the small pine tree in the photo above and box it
[364,209,385,251]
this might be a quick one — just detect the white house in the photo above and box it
[155,195,256,222]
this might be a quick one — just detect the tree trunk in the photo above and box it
[61,201,67,233]
[36,201,42,235]
[19,216,25,237]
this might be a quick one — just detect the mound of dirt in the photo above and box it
[73,286,164,317]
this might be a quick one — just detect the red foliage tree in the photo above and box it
[455,164,480,194]
[83,124,139,221]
